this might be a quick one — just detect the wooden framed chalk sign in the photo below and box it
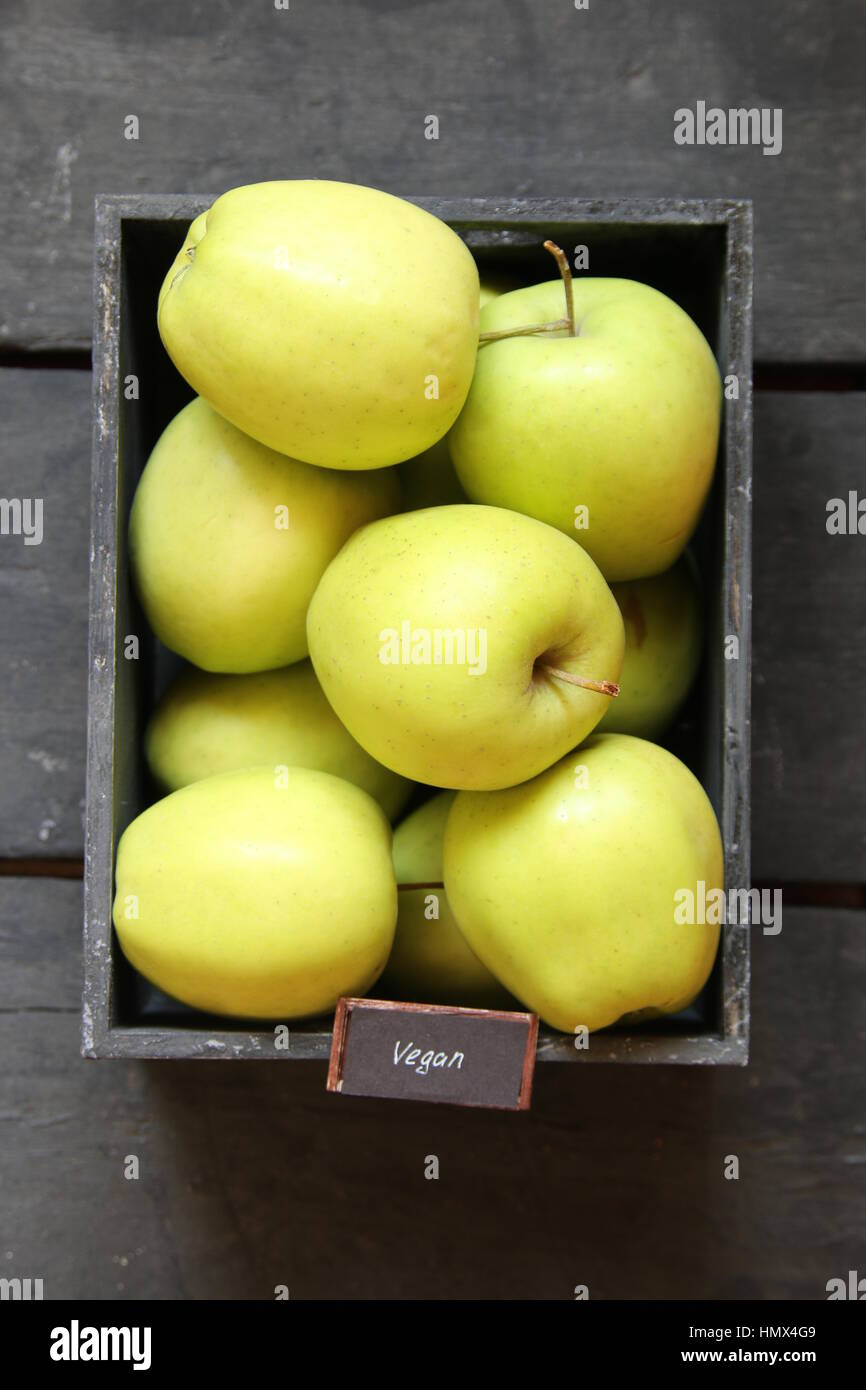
[326,998,539,1110]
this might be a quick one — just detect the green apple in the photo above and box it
[145,660,413,820]
[397,436,467,510]
[450,270,721,580]
[158,180,480,469]
[443,733,723,1033]
[392,792,457,886]
[129,396,399,673]
[307,503,624,790]
[395,273,522,508]
[113,766,397,1019]
[602,555,703,738]
[379,792,512,1006]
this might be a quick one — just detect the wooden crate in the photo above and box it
[83,195,752,1064]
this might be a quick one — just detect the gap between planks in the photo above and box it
[1,353,866,389]
[0,859,84,879]
[0,349,91,370]
[0,861,863,910]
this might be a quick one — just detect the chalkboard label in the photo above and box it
[327,998,538,1110]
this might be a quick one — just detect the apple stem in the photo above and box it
[543,240,575,336]
[479,316,571,343]
[477,241,578,344]
[541,665,620,697]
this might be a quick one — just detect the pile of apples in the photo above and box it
[113,179,724,1037]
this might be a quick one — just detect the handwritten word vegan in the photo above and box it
[394,1040,464,1075]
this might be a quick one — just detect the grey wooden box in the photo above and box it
[83,195,752,1065]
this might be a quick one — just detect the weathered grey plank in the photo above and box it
[752,394,866,882]
[0,877,862,1298]
[0,369,91,857]
[0,0,863,359]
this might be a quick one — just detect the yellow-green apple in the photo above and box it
[443,733,723,1033]
[158,180,479,469]
[450,266,721,580]
[379,792,512,1006]
[129,397,399,672]
[307,503,624,789]
[396,268,522,508]
[602,555,703,738]
[113,766,397,1019]
[145,660,413,820]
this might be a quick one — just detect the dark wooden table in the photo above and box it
[1,1,863,1300]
